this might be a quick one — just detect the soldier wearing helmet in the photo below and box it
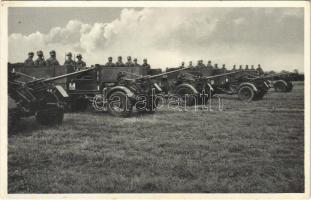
[76,54,86,71]
[46,50,59,66]
[245,65,249,70]
[141,58,151,71]
[238,65,243,71]
[179,61,185,69]
[64,52,76,73]
[221,64,227,73]
[116,56,125,67]
[105,57,116,67]
[232,65,237,71]
[125,56,134,67]
[206,60,213,69]
[256,64,264,75]
[34,50,46,67]
[188,61,193,68]
[133,58,140,67]
[24,52,35,66]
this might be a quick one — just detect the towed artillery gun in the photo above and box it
[8,66,94,131]
[170,69,270,104]
[262,72,294,92]
[67,65,190,117]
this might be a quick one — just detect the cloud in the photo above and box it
[9,8,304,72]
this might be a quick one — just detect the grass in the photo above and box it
[8,82,304,193]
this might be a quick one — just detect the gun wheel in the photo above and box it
[274,82,287,92]
[175,86,196,106]
[108,91,132,117]
[238,86,254,102]
[36,92,64,125]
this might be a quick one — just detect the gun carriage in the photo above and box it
[8,64,94,131]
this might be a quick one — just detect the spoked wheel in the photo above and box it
[108,91,132,117]
[36,92,64,125]
[274,82,287,92]
[175,86,196,106]
[238,86,255,102]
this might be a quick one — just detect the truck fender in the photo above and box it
[175,83,198,94]
[274,80,288,87]
[107,86,135,98]
[238,82,258,92]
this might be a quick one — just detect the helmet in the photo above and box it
[28,52,34,56]
[37,50,43,56]
[127,56,131,60]
[49,50,56,55]
[208,60,211,64]
[108,57,112,61]
[143,58,147,62]
[76,54,82,58]
[118,56,122,59]
[66,52,72,56]
[133,58,137,61]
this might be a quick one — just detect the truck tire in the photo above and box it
[238,86,255,102]
[274,82,287,92]
[108,91,132,117]
[175,86,196,106]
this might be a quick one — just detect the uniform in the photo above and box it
[64,59,76,73]
[125,61,134,67]
[46,57,60,66]
[105,61,116,67]
[24,58,35,66]
[34,57,46,67]
[76,60,86,71]
[116,61,125,67]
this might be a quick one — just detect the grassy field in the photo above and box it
[8,82,304,193]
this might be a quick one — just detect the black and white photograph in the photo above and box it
[1,1,310,197]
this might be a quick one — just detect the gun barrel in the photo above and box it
[43,67,96,82]
[138,67,191,80]
[203,70,241,79]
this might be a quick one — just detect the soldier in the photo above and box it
[245,65,249,70]
[133,58,140,67]
[125,56,134,67]
[251,65,255,70]
[105,57,116,67]
[34,50,46,67]
[24,52,35,66]
[46,50,59,66]
[188,61,193,68]
[256,64,264,75]
[214,63,219,69]
[195,60,201,68]
[206,60,213,69]
[221,64,227,73]
[141,58,151,70]
[238,65,243,70]
[64,52,76,73]
[179,61,185,68]
[232,65,237,71]
[116,56,125,67]
[200,60,206,68]
[76,54,86,71]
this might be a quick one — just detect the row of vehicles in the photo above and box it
[8,62,296,130]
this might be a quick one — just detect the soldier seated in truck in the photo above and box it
[76,54,86,71]
[105,57,116,67]
[125,56,134,67]
[64,52,76,73]
[46,50,60,66]
[34,50,46,67]
[116,56,125,67]
[24,52,35,67]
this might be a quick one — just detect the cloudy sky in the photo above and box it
[8,7,304,72]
